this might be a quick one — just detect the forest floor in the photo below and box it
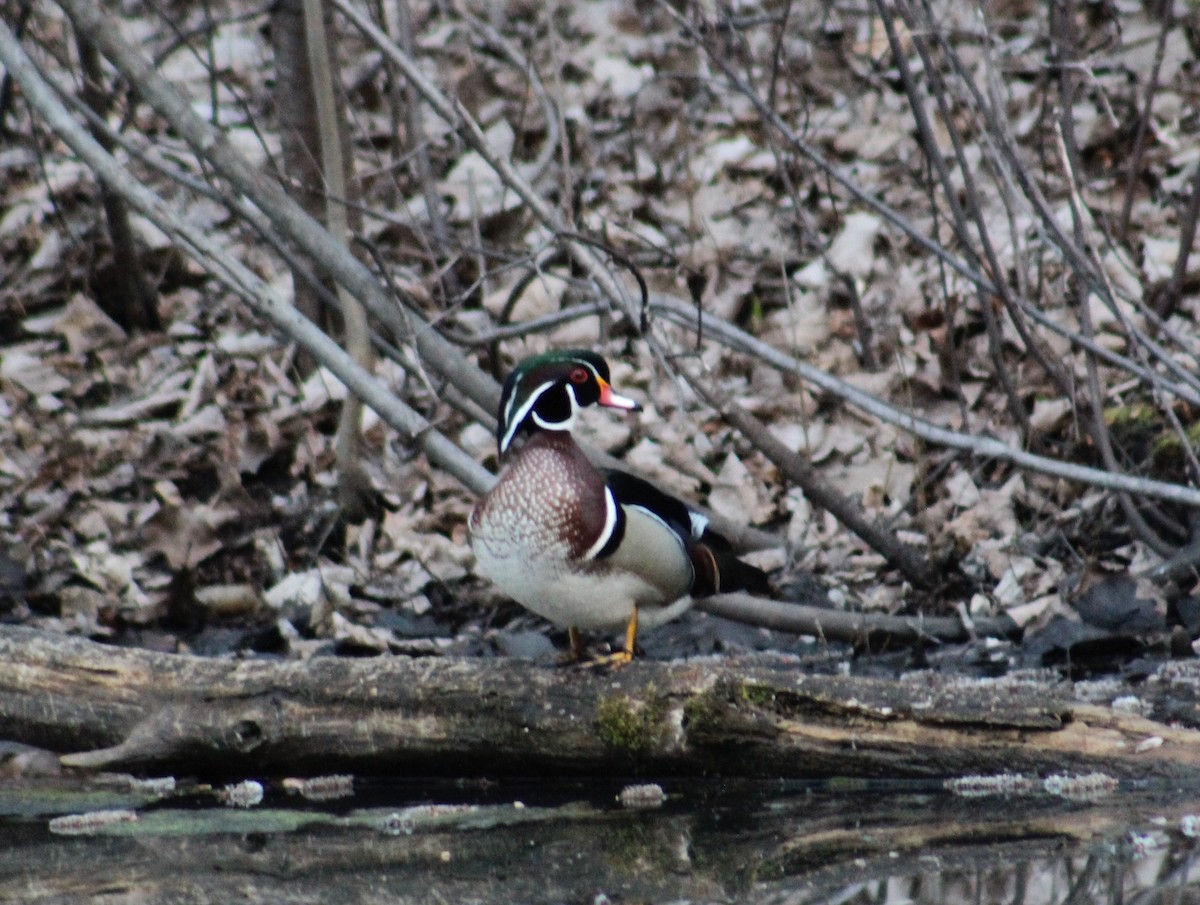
[1,0,1199,681]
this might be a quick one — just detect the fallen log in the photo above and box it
[0,626,1197,778]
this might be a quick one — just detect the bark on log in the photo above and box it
[0,626,1197,779]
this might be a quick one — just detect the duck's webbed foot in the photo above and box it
[555,627,590,666]
[578,608,639,670]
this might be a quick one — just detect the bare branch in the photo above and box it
[699,593,1018,647]
[650,294,1200,509]
[0,19,493,499]
[685,376,941,590]
[52,0,504,419]
[329,0,645,332]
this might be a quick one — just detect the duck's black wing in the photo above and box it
[603,468,771,597]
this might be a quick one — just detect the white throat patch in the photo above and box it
[500,382,579,455]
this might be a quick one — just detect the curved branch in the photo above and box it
[686,376,941,590]
[699,593,1020,647]
[650,294,1200,510]
[53,0,504,420]
[0,21,493,498]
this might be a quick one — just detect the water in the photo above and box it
[2,774,1198,903]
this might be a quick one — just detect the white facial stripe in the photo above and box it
[500,382,581,454]
[501,387,518,434]
[501,380,554,454]
[579,361,602,381]
[531,410,574,431]
[531,382,579,432]
[580,485,619,560]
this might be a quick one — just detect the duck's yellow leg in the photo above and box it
[619,606,638,661]
[582,607,637,669]
[556,627,589,665]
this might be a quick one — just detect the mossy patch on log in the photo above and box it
[595,692,670,754]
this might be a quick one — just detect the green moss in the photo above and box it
[595,693,667,753]
[739,682,777,709]
[680,681,780,736]
[748,295,765,328]
[1150,420,1200,467]
[600,822,676,872]
[1103,403,1159,429]
[825,776,873,792]
[682,689,724,734]
[1101,403,1200,478]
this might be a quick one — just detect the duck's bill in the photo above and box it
[597,379,642,412]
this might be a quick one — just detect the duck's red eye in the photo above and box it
[569,367,589,384]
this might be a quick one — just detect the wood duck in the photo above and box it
[469,349,770,664]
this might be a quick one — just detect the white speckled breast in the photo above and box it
[470,433,599,558]
[469,432,694,631]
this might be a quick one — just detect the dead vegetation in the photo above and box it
[1,0,1199,673]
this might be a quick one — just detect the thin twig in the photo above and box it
[1051,0,1175,555]
[648,293,1200,509]
[1117,9,1173,242]
[53,0,504,420]
[0,20,494,501]
[928,0,1200,404]
[1154,162,1200,321]
[455,3,560,185]
[879,0,1046,431]
[388,0,458,302]
[686,376,942,591]
[330,0,645,331]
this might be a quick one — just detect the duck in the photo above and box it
[468,349,770,664]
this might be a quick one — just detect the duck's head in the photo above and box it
[496,350,641,456]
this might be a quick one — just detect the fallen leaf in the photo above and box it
[826,211,882,277]
[708,453,771,524]
[1,346,69,395]
[142,503,240,569]
[55,294,127,354]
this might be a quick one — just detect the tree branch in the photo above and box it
[0,20,493,498]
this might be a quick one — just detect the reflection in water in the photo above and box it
[0,776,1198,903]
